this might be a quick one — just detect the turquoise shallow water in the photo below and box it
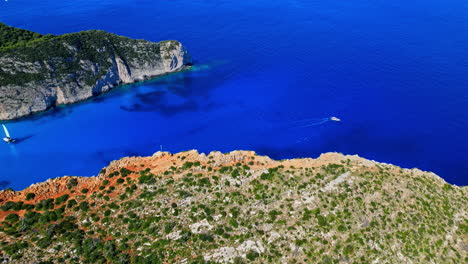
[0,0,467,189]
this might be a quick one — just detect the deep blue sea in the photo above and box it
[0,0,467,189]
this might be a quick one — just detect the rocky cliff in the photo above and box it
[0,23,192,120]
[0,150,466,263]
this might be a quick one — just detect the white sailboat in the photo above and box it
[2,125,15,143]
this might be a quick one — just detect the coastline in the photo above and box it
[1,150,464,205]
[0,65,193,122]
[1,149,466,263]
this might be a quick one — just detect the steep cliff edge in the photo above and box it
[0,150,466,263]
[0,23,192,120]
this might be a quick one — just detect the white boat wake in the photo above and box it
[289,117,341,128]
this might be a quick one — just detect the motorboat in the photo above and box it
[330,117,341,122]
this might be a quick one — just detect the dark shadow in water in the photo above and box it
[136,90,166,104]
[106,65,226,116]
[119,102,194,115]
[120,89,221,116]
[14,135,34,144]
[12,61,229,123]
[94,68,214,105]
[149,65,224,98]
[0,181,11,190]
[7,73,195,123]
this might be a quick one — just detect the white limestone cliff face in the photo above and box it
[0,40,191,120]
[123,41,192,82]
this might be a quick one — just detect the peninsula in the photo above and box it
[0,23,192,120]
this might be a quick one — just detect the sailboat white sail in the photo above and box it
[2,124,10,138]
[2,124,14,143]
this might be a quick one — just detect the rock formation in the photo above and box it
[0,23,192,120]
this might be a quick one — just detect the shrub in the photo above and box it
[55,194,69,205]
[182,162,194,170]
[229,218,239,228]
[198,233,214,242]
[246,250,259,261]
[40,210,58,223]
[197,178,211,187]
[25,193,36,201]
[164,222,176,233]
[37,238,51,249]
[23,211,41,226]
[67,178,78,189]
[35,199,54,211]
[108,171,120,178]
[22,203,35,211]
[317,215,328,227]
[268,210,282,221]
[79,202,89,211]
[5,213,19,223]
[139,174,156,185]
[120,168,133,177]
[231,169,240,178]
[260,172,274,181]
[343,245,354,256]
[0,201,24,211]
[219,166,230,173]
[108,203,119,210]
[67,199,77,208]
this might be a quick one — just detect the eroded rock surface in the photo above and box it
[0,24,192,120]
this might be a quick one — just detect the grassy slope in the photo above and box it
[0,23,47,48]
[0,151,466,263]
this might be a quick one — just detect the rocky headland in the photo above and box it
[0,150,466,263]
[0,23,192,120]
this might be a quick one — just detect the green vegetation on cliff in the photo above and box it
[0,24,150,86]
[0,23,185,86]
[0,151,466,263]
[0,23,46,48]
[0,23,191,120]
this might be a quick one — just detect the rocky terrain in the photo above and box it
[0,23,192,120]
[0,150,466,263]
